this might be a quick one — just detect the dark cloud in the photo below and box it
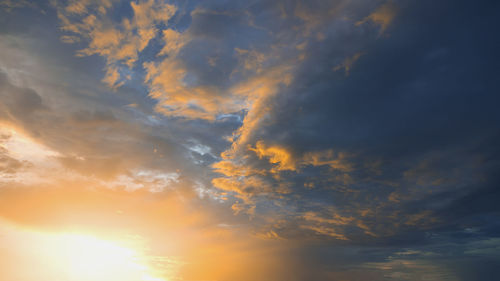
[0,71,44,120]
[229,0,500,239]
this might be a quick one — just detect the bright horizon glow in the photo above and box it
[0,221,170,281]
[0,124,60,163]
[50,233,168,281]
[58,234,166,281]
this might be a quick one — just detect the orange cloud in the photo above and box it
[251,141,298,172]
[211,140,353,216]
[158,29,188,57]
[333,52,365,75]
[234,48,267,73]
[357,1,397,34]
[57,0,177,88]
[144,58,241,120]
[248,141,352,173]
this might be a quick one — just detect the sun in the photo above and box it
[47,233,167,281]
[0,221,178,281]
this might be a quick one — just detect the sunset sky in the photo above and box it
[0,0,499,280]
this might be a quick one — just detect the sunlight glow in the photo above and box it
[0,124,60,163]
[46,233,168,281]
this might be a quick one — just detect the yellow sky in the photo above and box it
[0,127,296,281]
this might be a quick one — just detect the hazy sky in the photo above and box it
[0,0,499,280]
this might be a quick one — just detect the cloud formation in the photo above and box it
[1,0,499,280]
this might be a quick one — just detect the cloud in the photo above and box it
[333,52,365,75]
[55,0,177,88]
[0,71,44,120]
[0,0,36,12]
[0,44,197,191]
[7,0,496,247]
[357,1,398,34]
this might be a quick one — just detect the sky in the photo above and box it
[0,0,499,280]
